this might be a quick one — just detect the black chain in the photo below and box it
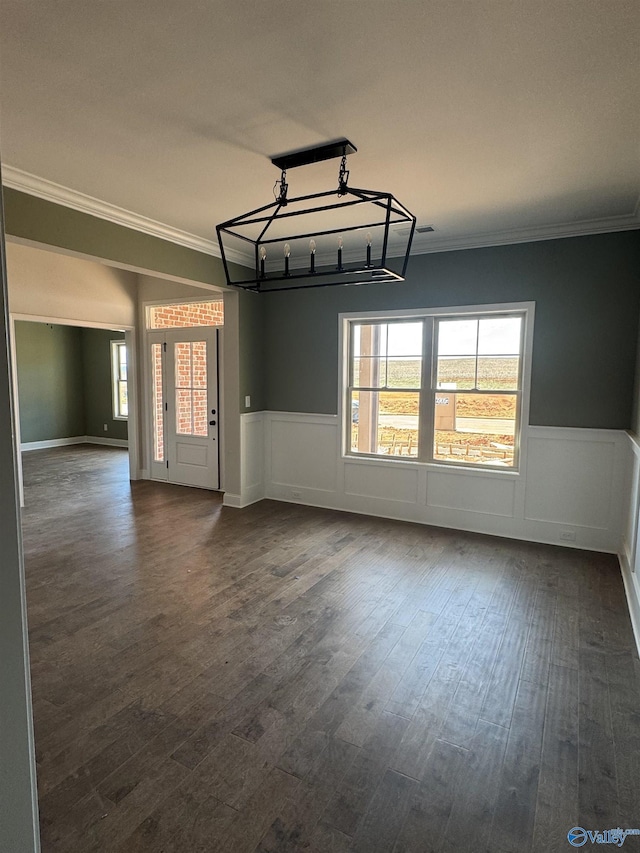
[274,169,288,205]
[338,154,349,196]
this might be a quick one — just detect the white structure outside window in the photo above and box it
[111,340,128,419]
[343,302,533,470]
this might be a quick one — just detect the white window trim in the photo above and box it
[338,301,535,475]
[111,339,128,421]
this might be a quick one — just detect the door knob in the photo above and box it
[209,419,216,426]
[211,408,216,415]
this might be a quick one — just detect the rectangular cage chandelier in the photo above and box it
[216,139,416,293]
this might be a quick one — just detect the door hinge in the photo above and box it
[166,459,169,468]
[163,341,167,352]
[165,402,168,411]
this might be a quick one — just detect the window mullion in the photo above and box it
[418,318,434,462]
[474,320,479,390]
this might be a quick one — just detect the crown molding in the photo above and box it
[1,165,244,266]
[3,165,638,267]
[409,202,640,256]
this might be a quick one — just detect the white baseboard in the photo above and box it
[22,435,128,451]
[619,549,640,657]
[84,436,129,448]
[240,481,265,506]
[222,491,263,509]
[21,436,86,451]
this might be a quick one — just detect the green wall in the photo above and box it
[263,231,640,429]
[4,189,259,416]
[15,322,85,442]
[14,321,127,442]
[81,328,127,440]
[3,188,225,287]
[238,290,265,412]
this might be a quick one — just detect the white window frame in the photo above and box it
[111,339,128,420]
[339,301,535,473]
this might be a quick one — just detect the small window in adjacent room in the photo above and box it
[111,340,128,419]
[345,305,530,470]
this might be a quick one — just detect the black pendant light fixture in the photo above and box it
[216,139,416,293]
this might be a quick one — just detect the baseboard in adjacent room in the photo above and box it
[84,436,129,448]
[21,436,86,451]
[22,435,128,451]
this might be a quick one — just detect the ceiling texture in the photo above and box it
[0,0,639,265]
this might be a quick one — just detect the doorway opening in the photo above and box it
[10,317,136,504]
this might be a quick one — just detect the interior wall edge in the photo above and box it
[619,552,640,658]
[0,166,40,851]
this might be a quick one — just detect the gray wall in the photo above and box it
[0,178,40,852]
[14,321,127,443]
[263,231,640,429]
[15,322,85,442]
[81,328,127,440]
[239,290,265,413]
[5,188,225,287]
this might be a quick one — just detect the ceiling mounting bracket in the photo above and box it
[270,138,357,171]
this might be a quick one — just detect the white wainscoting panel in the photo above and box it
[345,460,419,503]
[621,433,640,655]
[426,469,516,518]
[224,411,265,508]
[624,445,640,571]
[258,414,627,554]
[241,412,264,502]
[525,432,616,528]
[268,413,338,494]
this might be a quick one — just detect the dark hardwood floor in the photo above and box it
[21,445,640,852]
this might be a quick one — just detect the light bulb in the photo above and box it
[338,236,343,249]
[309,239,316,254]
[366,232,372,246]
[284,243,291,258]
[259,245,267,260]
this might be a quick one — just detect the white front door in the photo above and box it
[149,327,219,489]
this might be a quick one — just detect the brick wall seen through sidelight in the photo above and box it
[148,301,224,329]
[175,341,208,436]
[152,343,164,461]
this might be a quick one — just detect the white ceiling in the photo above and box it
[1,0,639,262]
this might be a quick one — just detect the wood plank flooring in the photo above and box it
[21,445,640,852]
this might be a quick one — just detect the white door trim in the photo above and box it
[144,326,222,490]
